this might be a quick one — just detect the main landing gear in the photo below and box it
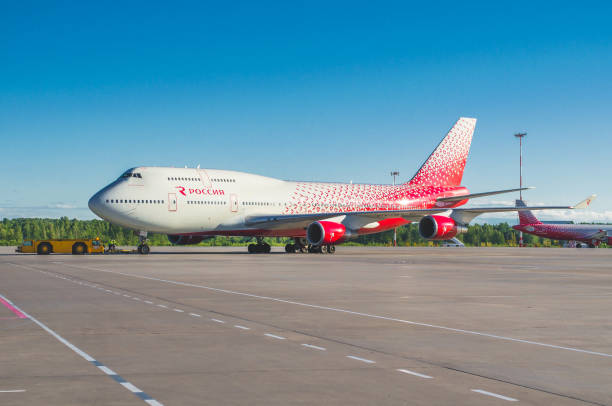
[137,231,150,255]
[285,238,335,254]
[248,237,271,254]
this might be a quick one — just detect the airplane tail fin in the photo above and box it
[407,117,477,187]
[516,199,541,225]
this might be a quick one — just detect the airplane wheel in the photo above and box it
[285,243,295,253]
[326,245,336,254]
[264,244,271,253]
[138,244,150,255]
[248,244,256,253]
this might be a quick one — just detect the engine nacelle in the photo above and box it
[167,235,206,245]
[418,215,467,240]
[306,221,346,246]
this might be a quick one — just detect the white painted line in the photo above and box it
[121,382,142,393]
[397,369,432,379]
[47,262,612,359]
[144,301,153,304]
[145,400,164,406]
[211,318,225,323]
[346,355,375,364]
[98,365,117,375]
[132,297,141,301]
[157,304,168,308]
[472,389,518,402]
[189,313,201,317]
[123,294,131,298]
[301,343,326,351]
[264,333,286,340]
[105,289,112,293]
[234,325,250,330]
[0,293,163,405]
[0,390,26,393]
[173,309,184,313]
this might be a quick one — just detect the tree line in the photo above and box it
[1,217,591,247]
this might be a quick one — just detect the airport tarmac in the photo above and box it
[1,246,611,405]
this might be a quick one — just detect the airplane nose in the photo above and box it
[88,192,103,217]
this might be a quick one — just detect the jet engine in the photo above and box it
[418,215,467,240]
[306,221,346,246]
[167,235,207,245]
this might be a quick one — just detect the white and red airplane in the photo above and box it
[88,117,587,254]
[513,197,610,248]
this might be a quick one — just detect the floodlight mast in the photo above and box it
[390,171,400,247]
[514,132,527,247]
[514,132,527,200]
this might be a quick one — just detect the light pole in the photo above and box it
[514,132,527,246]
[390,171,400,247]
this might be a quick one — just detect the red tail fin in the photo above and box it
[407,117,476,187]
[516,199,541,225]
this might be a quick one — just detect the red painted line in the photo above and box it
[0,297,28,319]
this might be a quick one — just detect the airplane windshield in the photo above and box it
[120,172,142,179]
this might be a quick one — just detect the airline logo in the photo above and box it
[176,186,225,197]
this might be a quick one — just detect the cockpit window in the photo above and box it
[120,171,142,179]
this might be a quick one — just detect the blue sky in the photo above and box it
[1,1,611,222]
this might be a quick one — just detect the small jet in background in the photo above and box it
[512,197,610,248]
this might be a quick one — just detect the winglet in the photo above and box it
[573,194,597,209]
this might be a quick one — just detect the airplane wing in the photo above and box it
[436,187,533,203]
[244,198,587,230]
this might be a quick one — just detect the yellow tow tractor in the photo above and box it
[17,238,105,255]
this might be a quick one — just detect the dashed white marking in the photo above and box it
[234,325,250,330]
[123,294,131,298]
[61,265,611,359]
[0,293,162,405]
[346,355,375,364]
[302,344,326,351]
[189,313,201,317]
[173,309,184,313]
[132,297,141,301]
[397,369,432,379]
[121,382,141,393]
[144,301,153,304]
[264,333,286,340]
[472,389,518,402]
[0,390,26,393]
[105,289,112,293]
[98,365,117,375]
[211,318,225,324]
[145,400,164,406]
[157,304,168,308]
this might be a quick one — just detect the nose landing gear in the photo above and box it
[137,231,150,255]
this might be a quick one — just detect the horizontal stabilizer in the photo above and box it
[437,187,534,203]
[572,194,597,209]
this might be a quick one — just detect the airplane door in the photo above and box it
[168,193,177,212]
[230,194,238,212]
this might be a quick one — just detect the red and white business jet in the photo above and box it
[88,117,586,254]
